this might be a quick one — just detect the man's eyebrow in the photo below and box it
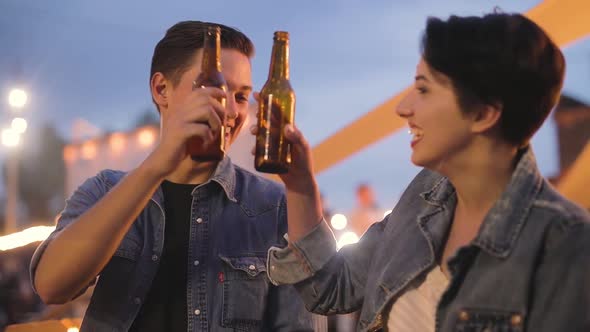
[226,80,252,92]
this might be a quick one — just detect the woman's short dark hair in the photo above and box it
[421,13,565,146]
[150,21,254,88]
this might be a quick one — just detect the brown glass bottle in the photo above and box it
[188,25,228,161]
[255,31,295,174]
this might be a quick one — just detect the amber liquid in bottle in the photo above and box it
[188,26,228,161]
[255,31,295,173]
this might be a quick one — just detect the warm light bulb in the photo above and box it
[337,231,359,250]
[11,117,28,133]
[109,133,126,153]
[1,128,20,147]
[81,141,97,160]
[8,88,28,108]
[137,128,156,148]
[330,214,348,230]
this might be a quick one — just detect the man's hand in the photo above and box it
[146,87,226,177]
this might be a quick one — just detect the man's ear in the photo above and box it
[150,72,169,110]
[471,102,502,134]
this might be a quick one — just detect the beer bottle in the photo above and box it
[255,31,295,173]
[188,25,228,161]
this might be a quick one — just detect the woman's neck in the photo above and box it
[443,140,518,219]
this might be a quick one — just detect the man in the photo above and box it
[30,21,313,331]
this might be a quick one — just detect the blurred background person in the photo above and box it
[348,183,383,236]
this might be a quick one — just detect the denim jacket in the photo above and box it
[268,148,590,331]
[31,157,314,332]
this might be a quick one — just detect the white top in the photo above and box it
[386,266,449,332]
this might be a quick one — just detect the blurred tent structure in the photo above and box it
[557,141,590,207]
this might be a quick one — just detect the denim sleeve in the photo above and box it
[267,220,337,285]
[526,223,590,331]
[268,217,386,315]
[29,172,109,294]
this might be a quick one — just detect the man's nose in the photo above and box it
[225,95,239,120]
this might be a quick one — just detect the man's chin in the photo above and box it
[189,153,224,163]
[227,132,240,146]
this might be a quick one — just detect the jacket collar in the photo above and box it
[419,146,543,258]
[151,156,238,206]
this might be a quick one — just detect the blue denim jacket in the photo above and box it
[31,157,314,332]
[268,148,590,331]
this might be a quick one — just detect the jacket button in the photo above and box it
[152,254,158,261]
[511,314,522,326]
[194,309,201,316]
[248,264,256,271]
[196,217,203,224]
[458,310,469,321]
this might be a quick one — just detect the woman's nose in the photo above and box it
[396,90,414,118]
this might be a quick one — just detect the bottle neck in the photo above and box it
[202,30,221,73]
[268,40,289,80]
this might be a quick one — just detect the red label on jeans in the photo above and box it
[218,272,224,283]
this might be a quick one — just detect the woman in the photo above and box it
[262,12,590,332]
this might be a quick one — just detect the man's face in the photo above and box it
[168,48,253,150]
[358,187,375,208]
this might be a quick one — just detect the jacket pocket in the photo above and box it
[219,254,269,331]
[113,228,143,261]
[454,308,524,332]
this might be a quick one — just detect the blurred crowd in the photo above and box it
[0,244,44,329]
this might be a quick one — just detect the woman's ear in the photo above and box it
[471,102,502,134]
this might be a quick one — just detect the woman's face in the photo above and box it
[396,59,475,171]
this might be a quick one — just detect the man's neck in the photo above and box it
[166,157,219,185]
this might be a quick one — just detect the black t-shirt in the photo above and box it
[129,180,197,332]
